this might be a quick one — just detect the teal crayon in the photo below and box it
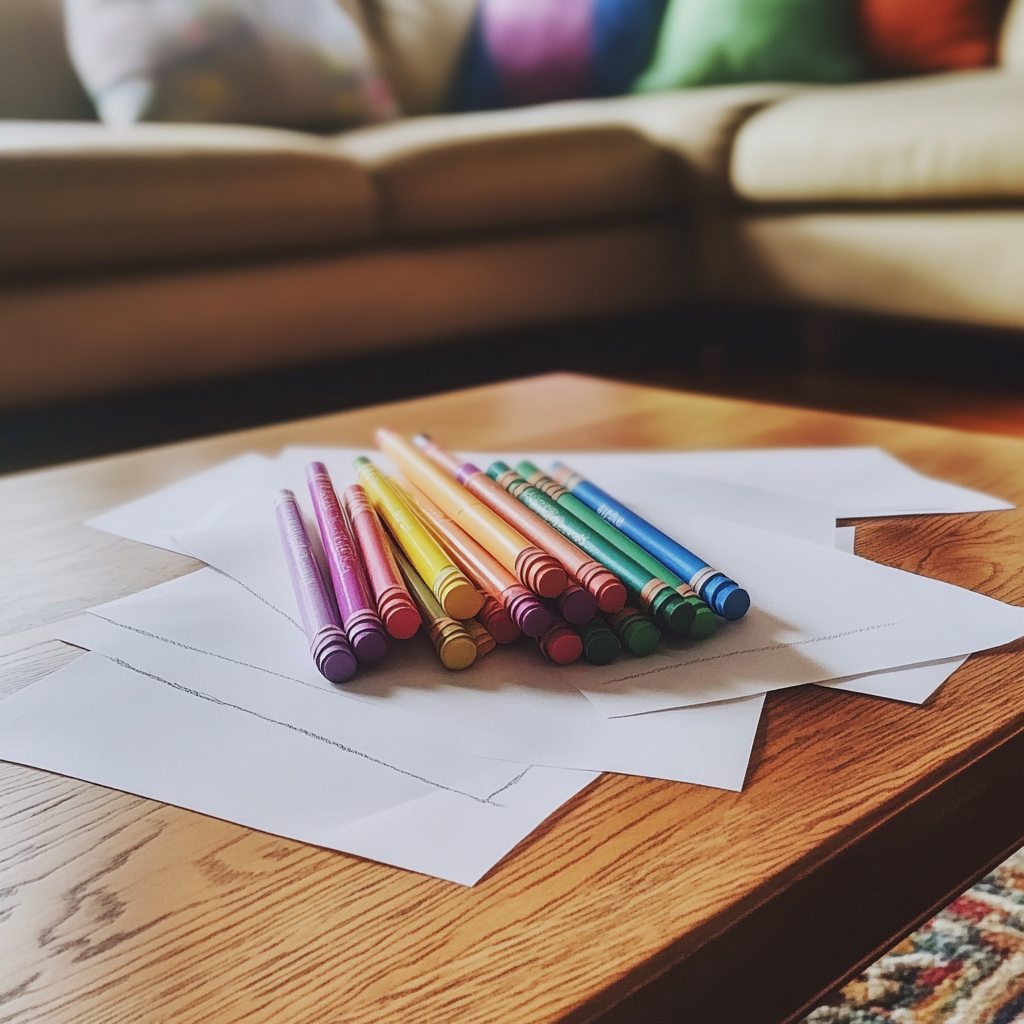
[517,460,715,640]
[487,461,694,637]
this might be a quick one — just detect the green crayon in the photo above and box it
[487,461,692,637]
[605,607,660,657]
[516,460,716,641]
[573,618,621,665]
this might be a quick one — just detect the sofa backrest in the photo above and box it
[0,0,96,120]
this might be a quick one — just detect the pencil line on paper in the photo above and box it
[210,567,303,632]
[92,616,321,691]
[105,655,497,804]
[486,766,532,803]
[599,622,900,687]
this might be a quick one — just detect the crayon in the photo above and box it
[342,484,422,641]
[355,457,483,621]
[488,462,693,637]
[536,619,584,665]
[573,618,621,665]
[551,463,751,621]
[475,593,522,645]
[389,540,477,670]
[518,460,716,641]
[413,434,625,613]
[390,475,548,639]
[462,618,497,657]
[376,429,567,599]
[274,490,357,683]
[306,463,388,663]
[606,606,661,657]
[556,582,599,625]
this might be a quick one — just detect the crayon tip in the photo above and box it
[687,599,717,640]
[353,456,371,469]
[412,432,431,448]
[350,626,388,663]
[558,584,598,625]
[435,568,485,620]
[538,621,583,665]
[703,577,750,620]
[315,631,358,683]
[656,592,696,636]
[575,619,620,665]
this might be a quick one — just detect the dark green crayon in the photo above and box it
[516,460,716,641]
[487,461,693,637]
[605,607,660,657]
[573,618,621,665]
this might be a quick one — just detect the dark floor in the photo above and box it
[4,303,1024,475]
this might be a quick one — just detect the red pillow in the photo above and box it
[859,0,1005,74]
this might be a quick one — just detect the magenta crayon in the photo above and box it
[413,433,626,613]
[536,619,584,665]
[342,484,421,640]
[306,463,388,663]
[556,582,599,625]
[274,490,357,684]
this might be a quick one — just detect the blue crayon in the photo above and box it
[549,464,750,621]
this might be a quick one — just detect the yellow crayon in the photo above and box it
[376,428,567,599]
[354,457,483,621]
[388,540,477,671]
[462,617,497,657]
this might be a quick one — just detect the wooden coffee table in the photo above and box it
[3,373,1024,1024]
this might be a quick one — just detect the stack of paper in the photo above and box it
[0,446,1018,885]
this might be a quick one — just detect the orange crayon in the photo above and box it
[376,429,567,600]
[390,474,549,640]
[414,434,626,614]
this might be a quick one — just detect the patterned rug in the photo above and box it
[803,847,1024,1024]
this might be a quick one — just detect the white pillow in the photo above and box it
[999,0,1024,69]
[65,0,397,129]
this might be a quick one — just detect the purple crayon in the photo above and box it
[306,462,388,663]
[274,490,357,684]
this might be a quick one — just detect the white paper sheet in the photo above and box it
[834,526,856,554]
[82,569,766,790]
[0,651,595,885]
[539,447,1012,518]
[85,453,274,553]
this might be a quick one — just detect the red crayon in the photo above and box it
[536,619,584,665]
[307,464,388,662]
[342,483,421,641]
[414,434,626,615]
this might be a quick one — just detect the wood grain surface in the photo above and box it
[3,373,1024,1024]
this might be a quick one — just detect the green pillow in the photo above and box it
[635,0,864,92]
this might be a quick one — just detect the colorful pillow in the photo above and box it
[65,0,397,129]
[634,0,864,93]
[448,0,669,111]
[859,0,1007,74]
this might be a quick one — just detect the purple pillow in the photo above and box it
[449,0,668,110]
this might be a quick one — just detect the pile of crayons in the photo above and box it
[274,430,751,682]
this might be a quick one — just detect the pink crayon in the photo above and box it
[306,463,388,663]
[342,484,421,641]
[274,490,357,683]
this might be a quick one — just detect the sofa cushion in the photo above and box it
[335,84,794,237]
[732,69,1024,204]
[0,122,379,275]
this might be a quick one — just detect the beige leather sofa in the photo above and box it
[2,0,1023,412]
